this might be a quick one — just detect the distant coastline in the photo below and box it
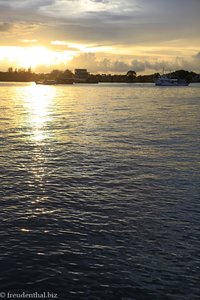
[0,68,199,83]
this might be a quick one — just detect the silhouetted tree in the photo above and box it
[63,69,74,78]
[50,69,63,79]
[126,70,136,82]
[126,70,136,78]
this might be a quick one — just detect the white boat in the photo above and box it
[155,76,189,86]
[35,80,56,85]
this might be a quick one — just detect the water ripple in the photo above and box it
[0,83,200,299]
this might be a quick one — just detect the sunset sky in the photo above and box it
[0,0,200,74]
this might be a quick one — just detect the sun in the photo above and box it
[0,46,75,69]
[19,46,57,68]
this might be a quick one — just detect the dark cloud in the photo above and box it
[1,0,199,46]
[0,0,56,9]
[0,22,13,31]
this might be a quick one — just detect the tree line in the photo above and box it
[0,67,199,83]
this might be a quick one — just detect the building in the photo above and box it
[74,69,89,81]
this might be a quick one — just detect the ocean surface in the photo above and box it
[0,82,199,300]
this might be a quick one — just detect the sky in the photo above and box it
[0,0,200,74]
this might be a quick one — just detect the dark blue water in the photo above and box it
[0,82,199,299]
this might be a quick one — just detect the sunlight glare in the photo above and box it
[0,46,74,68]
[25,84,56,142]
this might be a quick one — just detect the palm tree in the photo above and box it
[126,70,136,81]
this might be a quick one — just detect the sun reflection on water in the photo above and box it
[23,84,56,208]
[25,84,56,142]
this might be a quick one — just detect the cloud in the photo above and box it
[1,1,199,47]
[0,0,56,9]
[66,52,197,73]
[0,22,13,31]
[193,52,200,60]
[0,0,199,73]
[0,50,199,73]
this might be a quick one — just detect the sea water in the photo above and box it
[0,82,199,299]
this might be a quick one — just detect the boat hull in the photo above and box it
[35,80,56,85]
[155,82,189,86]
[155,76,189,86]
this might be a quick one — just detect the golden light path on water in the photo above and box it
[26,84,55,142]
[23,84,57,216]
